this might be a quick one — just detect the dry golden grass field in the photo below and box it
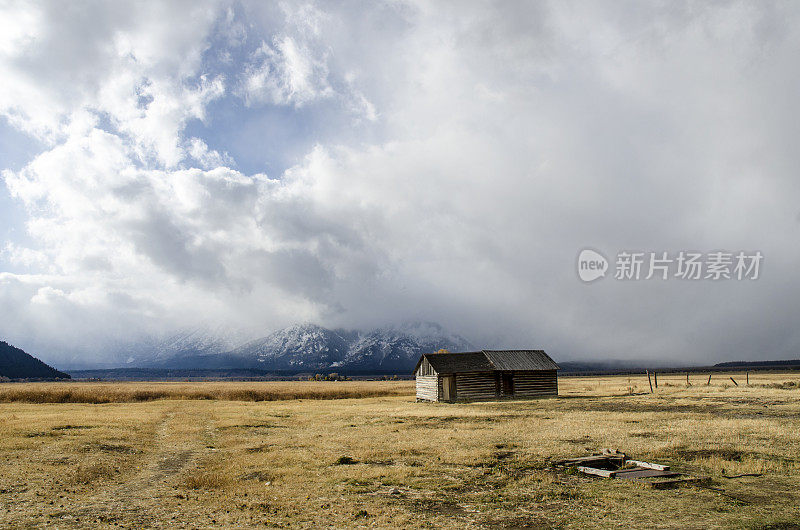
[1,372,799,529]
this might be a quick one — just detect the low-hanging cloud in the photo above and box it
[1,1,800,366]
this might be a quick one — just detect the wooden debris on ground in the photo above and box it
[552,449,708,488]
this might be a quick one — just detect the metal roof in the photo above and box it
[482,350,560,371]
[414,349,559,374]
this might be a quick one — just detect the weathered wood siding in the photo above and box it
[416,357,436,376]
[415,357,440,401]
[513,370,558,397]
[415,360,558,402]
[416,375,439,401]
[453,372,496,402]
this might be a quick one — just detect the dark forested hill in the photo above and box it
[0,341,71,380]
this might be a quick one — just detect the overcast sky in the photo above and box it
[1,1,800,366]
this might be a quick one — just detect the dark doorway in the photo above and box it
[442,375,456,401]
[501,373,514,395]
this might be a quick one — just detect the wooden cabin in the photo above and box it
[414,350,559,402]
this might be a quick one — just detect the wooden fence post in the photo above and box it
[707,374,712,385]
[746,372,749,385]
[730,377,738,386]
[686,372,691,386]
[654,372,658,389]
[647,371,653,393]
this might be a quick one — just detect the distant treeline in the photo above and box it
[67,368,415,381]
[63,360,800,381]
[558,359,800,376]
[714,359,800,368]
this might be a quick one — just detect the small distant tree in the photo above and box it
[437,349,450,354]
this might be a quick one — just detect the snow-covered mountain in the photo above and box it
[334,322,474,370]
[123,321,473,372]
[229,324,352,370]
[119,325,256,369]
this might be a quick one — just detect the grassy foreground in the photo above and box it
[1,373,799,528]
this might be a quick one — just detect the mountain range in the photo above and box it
[0,341,71,380]
[118,322,474,373]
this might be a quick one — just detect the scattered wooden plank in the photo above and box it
[730,377,738,386]
[557,452,702,489]
[626,460,670,471]
[614,469,679,479]
[576,466,616,478]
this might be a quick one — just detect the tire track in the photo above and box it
[61,406,214,527]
